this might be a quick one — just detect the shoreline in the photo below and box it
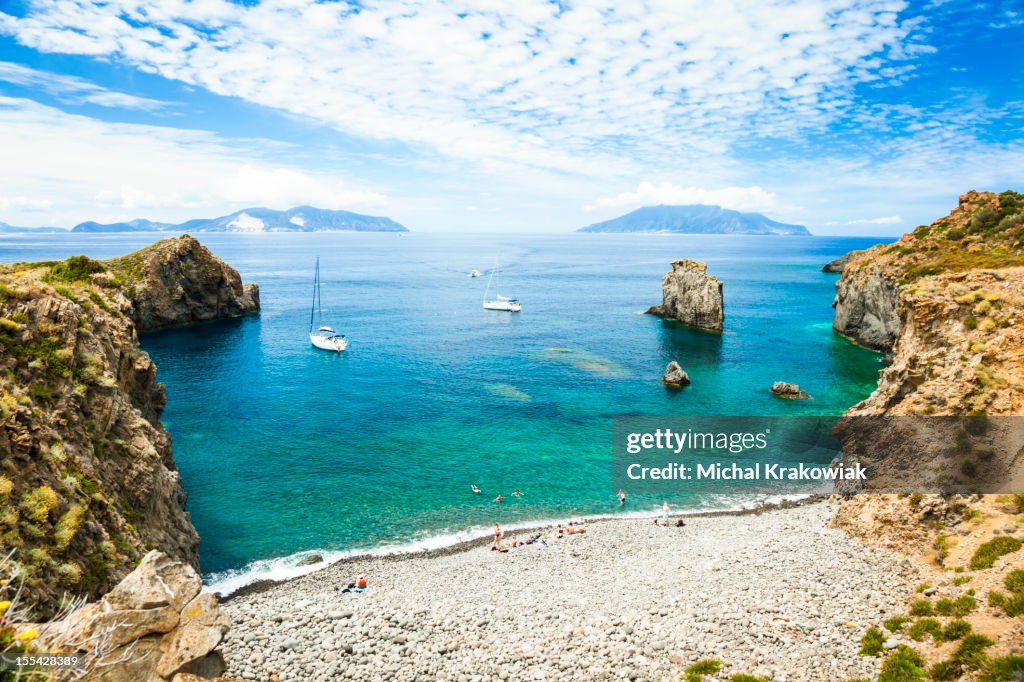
[220,499,916,682]
[220,494,826,602]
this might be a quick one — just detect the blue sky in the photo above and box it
[0,0,1021,234]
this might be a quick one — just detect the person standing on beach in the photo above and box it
[492,522,502,550]
[661,501,670,526]
[618,489,626,505]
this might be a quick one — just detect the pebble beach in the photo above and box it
[219,502,918,681]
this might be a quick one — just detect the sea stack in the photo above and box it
[646,259,724,331]
[661,361,690,388]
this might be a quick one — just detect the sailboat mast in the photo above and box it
[309,257,319,332]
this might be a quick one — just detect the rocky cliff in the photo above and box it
[645,259,724,331]
[830,192,1024,670]
[0,236,259,618]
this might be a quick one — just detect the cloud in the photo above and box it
[0,0,924,175]
[0,61,169,111]
[0,97,388,227]
[846,215,903,225]
[586,183,777,212]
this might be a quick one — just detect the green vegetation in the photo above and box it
[952,634,994,671]
[952,576,972,587]
[27,384,54,405]
[934,595,976,617]
[980,655,1024,681]
[19,486,57,524]
[684,659,723,682]
[878,645,926,682]
[988,569,1024,617]
[884,616,911,633]
[907,617,941,642]
[860,627,886,656]
[928,660,960,681]
[1005,568,1024,593]
[909,599,934,616]
[941,620,972,641]
[42,255,105,283]
[970,536,1022,570]
[728,676,770,682]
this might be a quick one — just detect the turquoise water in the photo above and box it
[1,232,887,589]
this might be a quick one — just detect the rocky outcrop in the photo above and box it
[770,381,810,400]
[37,551,233,682]
[832,264,900,350]
[821,250,863,273]
[646,259,724,331]
[0,236,259,617]
[107,235,260,331]
[661,361,690,388]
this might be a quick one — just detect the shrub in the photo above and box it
[952,634,994,671]
[909,492,923,508]
[941,620,972,641]
[43,255,105,283]
[928,660,961,681]
[878,645,926,682]
[56,562,81,586]
[907,618,942,642]
[952,575,972,587]
[960,460,978,478]
[915,583,932,593]
[1005,569,1024,593]
[0,476,12,499]
[884,616,911,632]
[935,595,977,617]
[946,229,965,241]
[860,627,885,656]
[684,660,723,682]
[729,676,770,682]
[970,536,1022,570]
[1001,592,1024,617]
[53,504,85,550]
[20,486,58,524]
[980,655,1024,681]
[28,384,54,405]
[909,599,934,616]
[964,316,978,330]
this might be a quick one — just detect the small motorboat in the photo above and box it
[469,269,481,277]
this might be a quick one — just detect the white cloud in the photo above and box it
[847,215,903,225]
[0,97,388,227]
[586,182,777,212]
[0,61,168,111]
[0,0,922,175]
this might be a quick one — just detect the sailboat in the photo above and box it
[309,257,349,352]
[482,256,521,312]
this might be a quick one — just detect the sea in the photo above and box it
[0,231,890,592]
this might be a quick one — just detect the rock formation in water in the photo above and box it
[645,259,724,331]
[770,381,810,399]
[661,361,690,388]
[0,235,259,618]
[821,250,863,273]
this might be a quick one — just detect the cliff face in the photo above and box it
[646,259,724,331]
[0,236,259,617]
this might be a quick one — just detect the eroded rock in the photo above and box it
[646,259,724,331]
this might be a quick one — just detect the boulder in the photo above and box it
[41,551,231,682]
[661,361,690,388]
[771,382,811,400]
[296,554,324,567]
[646,259,724,331]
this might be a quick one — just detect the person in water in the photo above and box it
[494,493,504,503]
[618,489,626,505]
[512,489,523,498]
[471,484,481,494]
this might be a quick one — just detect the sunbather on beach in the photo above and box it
[342,575,367,593]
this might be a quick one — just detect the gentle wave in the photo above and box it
[203,493,812,596]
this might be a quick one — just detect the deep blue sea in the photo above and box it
[1,231,889,591]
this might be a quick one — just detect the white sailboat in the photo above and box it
[482,257,521,312]
[309,257,349,352]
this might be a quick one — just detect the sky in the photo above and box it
[0,0,1021,235]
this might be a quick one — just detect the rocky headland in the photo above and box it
[829,190,1024,675]
[0,235,259,618]
[645,259,724,332]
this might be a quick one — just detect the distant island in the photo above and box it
[72,206,408,233]
[578,204,809,235]
[0,221,65,233]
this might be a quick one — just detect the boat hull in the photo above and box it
[310,332,348,352]
[483,300,521,312]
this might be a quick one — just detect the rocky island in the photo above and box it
[645,259,724,331]
[0,235,258,620]
[578,204,809,235]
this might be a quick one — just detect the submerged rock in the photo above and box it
[296,554,324,567]
[771,382,811,400]
[646,259,724,332]
[661,361,690,388]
